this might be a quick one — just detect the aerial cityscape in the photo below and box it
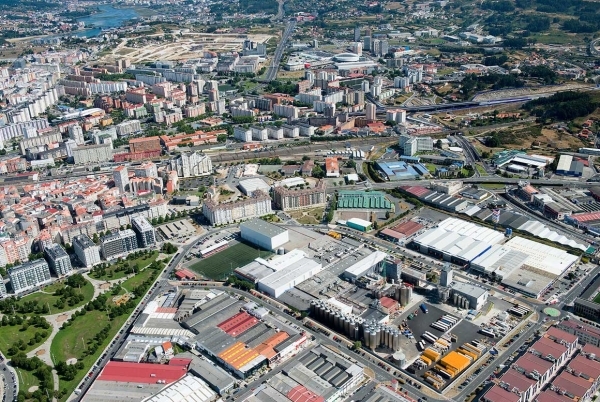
[0,0,600,401]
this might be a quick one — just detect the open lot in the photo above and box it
[396,303,484,390]
[289,207,324,225]
[187,241,272,280]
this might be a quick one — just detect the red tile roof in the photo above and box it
[553,371,592,398]
[98,361,187,384]
[535,391,572,402]
[380,228,404,240]
[168,358,190,367]
[531,337,568,361]
[217,312,259,337]
[287,385,325,402]
[401,186,430,197]
[482,384,520,402]
[380,297,398,309]
[546,327,578,344]
[391,221,423,236]
[513,352,552,377]
[498,369,536,394]
[568,354,600,379]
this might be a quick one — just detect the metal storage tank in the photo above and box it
[393,332,400,351]
[392,350,406,366]
[345,317,351,335]
[375,327,381,347]
[369,330,377,350]
[348,320,355,338]
[310,301,316,315]
[325,309,332,326]
[318,305,325,321]
[400,286,412,306]
[334,314,340,331]
[354,326,359,341]
[363,330,369,348]
[453,293,459,306]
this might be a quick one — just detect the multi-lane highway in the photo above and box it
[264,20,296,82]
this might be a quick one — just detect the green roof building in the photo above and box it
[337,190,392,209]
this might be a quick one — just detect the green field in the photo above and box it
[51,312,129,401]
[0,322,51,355]
[15,368,39,393]
[90,251,159,281]
[189,241,272,280]
[479,183,506,190]
[17,280,94,315]
[593,292,600,304]
[121,268,156,291]
[475,164,488,176]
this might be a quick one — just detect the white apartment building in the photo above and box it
[168,151,212,178]
[73,234,101,268]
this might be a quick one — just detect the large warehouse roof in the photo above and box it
[343,250,388,278]
[413,218,504,263]
[259,256,322,291]
[241,219,288,237]
[471,245,529,279]
[144,375,217,402]
[238,178,271,195]
[503,236,578,276]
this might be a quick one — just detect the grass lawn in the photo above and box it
[0,323,51,355]
[121,268,156,292]
[290,207,324,225]
[475,164,488,176]
[479,183,506,190]
[593,292,600,304]
[90,251,159,281]
[424,163,437,173]
[53,313,129,401]
[189,241,272,280]
[16,368,39,392]
[50,311,109,364]
[16,280,94,315]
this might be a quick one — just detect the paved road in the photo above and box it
[0,359,16,402]
[264,20,296,82]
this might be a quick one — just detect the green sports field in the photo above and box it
[188,241,272,280]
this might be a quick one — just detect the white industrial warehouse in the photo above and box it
[412,218,505,264]
[257,250,322,297]
[240,219,289,251]
[342,250,388,281]
[413,218,579,298]
[238,178,271,195]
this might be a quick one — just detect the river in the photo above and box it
[76,5,139,38]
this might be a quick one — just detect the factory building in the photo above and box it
[240,219,289,251]
[556,154,584,177]
[257,251,322,298]
[238,178,271,196]
[248,346,364,402]
[342,250,388,282]
[449,282,488,310]
[346,217,373,232]
[182,294,300,378]
[412,218,504,265]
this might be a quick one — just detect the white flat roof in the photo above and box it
[344,250,388,277]
[511,156,547,167]
[503,236,578,276]
[144,374,216,402]
[239,177,270,193]
[259,257,322,289]
[348,217,373,227]
[556,154,573,171]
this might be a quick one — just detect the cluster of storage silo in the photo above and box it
[393,285,412,307]
[310,300,401,351]
[452,292,470,309]
[360,320,401,352]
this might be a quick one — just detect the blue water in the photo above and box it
[76,5,139,37]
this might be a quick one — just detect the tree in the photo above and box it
[312,164,325,178]
[352,341,362,350]
[435,139,443,149]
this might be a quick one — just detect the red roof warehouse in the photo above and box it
[98,361,189,384]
